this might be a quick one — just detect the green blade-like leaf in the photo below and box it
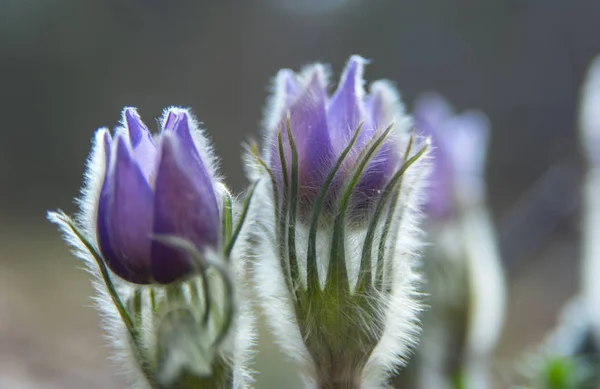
[356,134,415,294]
[375,140,429,292]
[307,123,364,293]
[50,211,157,385]
[326,123,394,295]
[277,129,294,296]
[152,236,234,350]
[221,189,233,253]
[225,180,258,257]
[286,119,300,295]
[247,141,280,224]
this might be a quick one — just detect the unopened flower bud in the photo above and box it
[48,107,254,389]
[247,56,430,388]
[97,108,220,284]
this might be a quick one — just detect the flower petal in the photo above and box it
[270,67,336,198]
[414,94,457,220]
[278,68,302,106]
[162,108,215,185]
[352,82,407,210]
[123,107,158,182]
[327,55,368,148]
[367,80,401,130]
[151,132,220,284]
[97,136,155,284]
[413,93,454,136]
[441,111,490,198]
[288,67,336,195]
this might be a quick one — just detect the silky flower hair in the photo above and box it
[48,107,254,389]
[245,56,431,389]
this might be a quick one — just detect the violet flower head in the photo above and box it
[266,55,410,218]
[48,107,255,388]
[414,93,490,221]
[97,107,221,284]
[248,56,431,388]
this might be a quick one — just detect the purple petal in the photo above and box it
[367,81,400,130]
[413,94,457,220]
[97,136,155,284]
[283,67,335,196]
[163,109,213,178]
[441,111,490,186]
[351,82,406,210]
[413,93,454,137]
[123,108,158,182]
[277,69,302,107]
[351,136,401,214]
[151,133,220,284]
[102,129,112,163]
[327,55,368,148]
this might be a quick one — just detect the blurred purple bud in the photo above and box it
[97,107,220,284]
[414,93,490,220]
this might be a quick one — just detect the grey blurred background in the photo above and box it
[1,1,599,387]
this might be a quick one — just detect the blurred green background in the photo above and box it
[1,1,599,387]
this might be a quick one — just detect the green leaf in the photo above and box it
[151,236,234,350]
[50,210,157,386]
[225,180,257,257]
[221,190,233,253]
[357,134,415,294]
[326,123,394,295]
[376,140,428,292]
[285,119,300,296]
[307,122,364,293]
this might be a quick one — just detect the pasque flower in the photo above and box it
[96,108,220,284]
[48,107,254,389]
[247,56,430,388]
[396,93,505,389]
[413,93,489,220]
[267,56,411,218]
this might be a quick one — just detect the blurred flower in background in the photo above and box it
[579,55,600,354]
[519,54,600,389]
[395,93,506,389]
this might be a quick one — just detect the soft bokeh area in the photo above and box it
[2,1,599,387]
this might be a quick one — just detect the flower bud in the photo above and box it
[414,93,490,220]
[398,94,505,389]
[247,56,430,388]
[48,107,254,389]
[97,108,220,284]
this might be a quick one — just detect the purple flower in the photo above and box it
[414,93,490,220]
[267,55,408,216]
[97,107,220,284]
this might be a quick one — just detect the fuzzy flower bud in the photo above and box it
[48,107,253,389]
[97,108,220,284]
[398,94,505,389]
[247,56,430,388]
[414,93,490,220]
